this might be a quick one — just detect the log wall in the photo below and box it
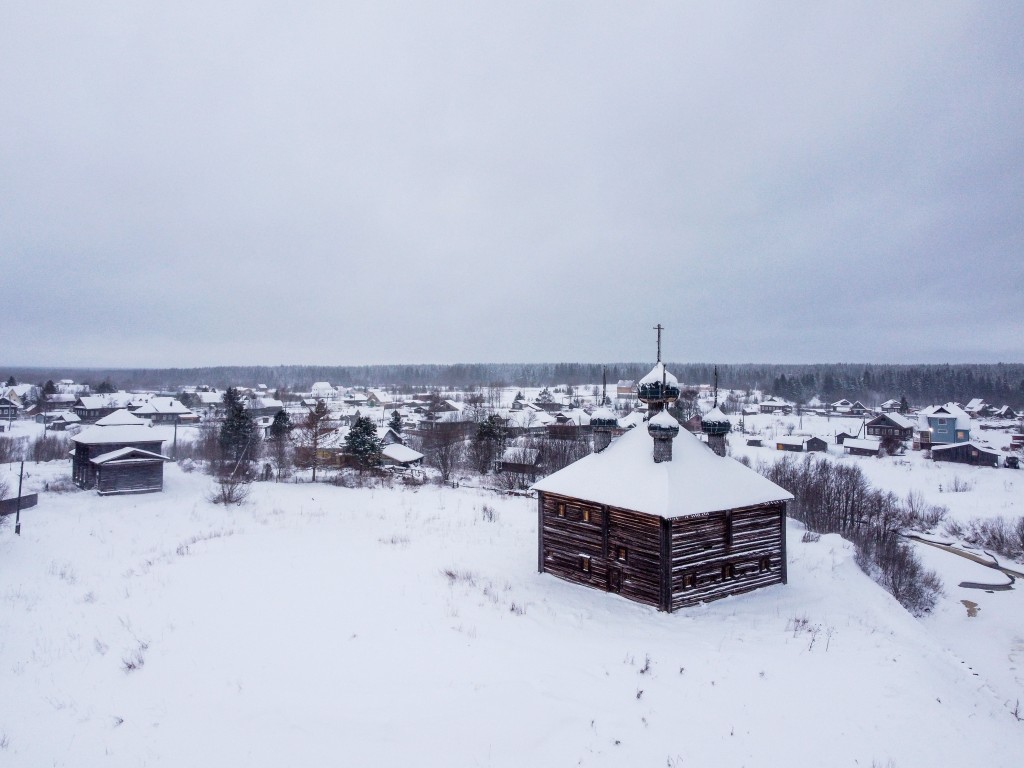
[539,491,787,612]
[97,462,165,495]
[669,502,786,610]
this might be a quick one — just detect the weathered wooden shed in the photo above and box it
[844,437,882,457]
[71,424,169,494]
[931,442,1000,468]
[533,404,792,612]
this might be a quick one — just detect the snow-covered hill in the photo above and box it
[2,462,1022,766]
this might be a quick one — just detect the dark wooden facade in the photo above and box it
[0,396,19,419]
[72,439,166,493]
[931,443,1000,468]
[805,437,827,453]
[538,491,787,611]
[866,414,914,441]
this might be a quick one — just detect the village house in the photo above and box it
[131,397,198,424]
[70,415,169,494]
[914,403,971,450]
[0,396,19,420]
[759,397,792,414]
[865,412,915,441]
[880,399,902,413]
[533,352,792,612]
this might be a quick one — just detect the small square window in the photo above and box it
[582,508,591,523]
[722,563,736,580]
[616,546,628,562]
[557,503,566,517]
[759,557,771,572]
[683,573,697,589]
[580,555,591,573]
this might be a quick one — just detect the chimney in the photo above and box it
[647,410,680,463]
[707,432,727,457]
[591,407,617,454]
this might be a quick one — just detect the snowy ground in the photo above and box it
[2,451,1023,766]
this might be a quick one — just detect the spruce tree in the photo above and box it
[388,410,403,434]
[219,387,258,468]
[344,415,383,470]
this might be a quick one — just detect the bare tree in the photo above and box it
[293,400,337,482]
[421,422,464,482]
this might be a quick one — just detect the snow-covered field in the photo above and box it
[3,442,1024,766]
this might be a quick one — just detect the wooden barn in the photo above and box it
[533,357,792,612]
[71,424,170,494]
[931,442,1000,468]
[844,437,882,457]
[775,436,826,453]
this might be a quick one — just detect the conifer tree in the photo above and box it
[344,415,383,470]
[388,410,403,434]
[219,387,258,468]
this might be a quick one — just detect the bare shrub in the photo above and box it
[481,504,498,522]
[898,490,947,532]
[946,475,975,493]
[30,433,70,462]
[760,455,942,615]
[958,516,1024,561]
[801,530,821,543]
[207,467,252,506]
[0,435,27,463]
[942,519,966,539]
[174,425,221,465]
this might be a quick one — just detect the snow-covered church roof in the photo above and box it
[533,422,792,519]
[638,362,678,386]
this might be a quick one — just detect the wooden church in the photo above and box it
[533,331,793,611]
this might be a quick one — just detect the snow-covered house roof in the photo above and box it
[919,403,971,431]
[775,436,809,448]
[94,409,147,427]
[382,443,423,465]
[618,411,646,429]
[877,412,915,430]
[71,424,162,445]
[533,423,792,519]
[831,399,853,408]
[196,391,222,406]
[844,438,881,452]
[131,398,194,417]
[880,399,901,409]
[964,398,986,414]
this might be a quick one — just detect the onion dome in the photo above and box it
[637,362,680,406]
[590,407,618,428]
[647,409,680,439]
[701,406,732,436]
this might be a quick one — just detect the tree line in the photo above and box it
[5,361,1024,407]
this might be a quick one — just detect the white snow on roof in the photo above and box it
[132,398,194,416]
[638,362,678,386]
[874,412,915,429]
[382,444,423,464]
[775,437,808,447]
[90,447,170,464]
[94,409,147,426]
[920,403,971,430]
[649,410,679,428]
[71,425,163,445]
[590,407,617,422]
[702,406,729,422]
[844,438,881,451]
[533,423,792,519]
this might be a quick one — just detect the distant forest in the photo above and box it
[5,362,1024,407]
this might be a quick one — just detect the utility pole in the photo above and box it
[15,460,24,535]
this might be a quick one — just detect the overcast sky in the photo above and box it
[2,2,1022,367]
